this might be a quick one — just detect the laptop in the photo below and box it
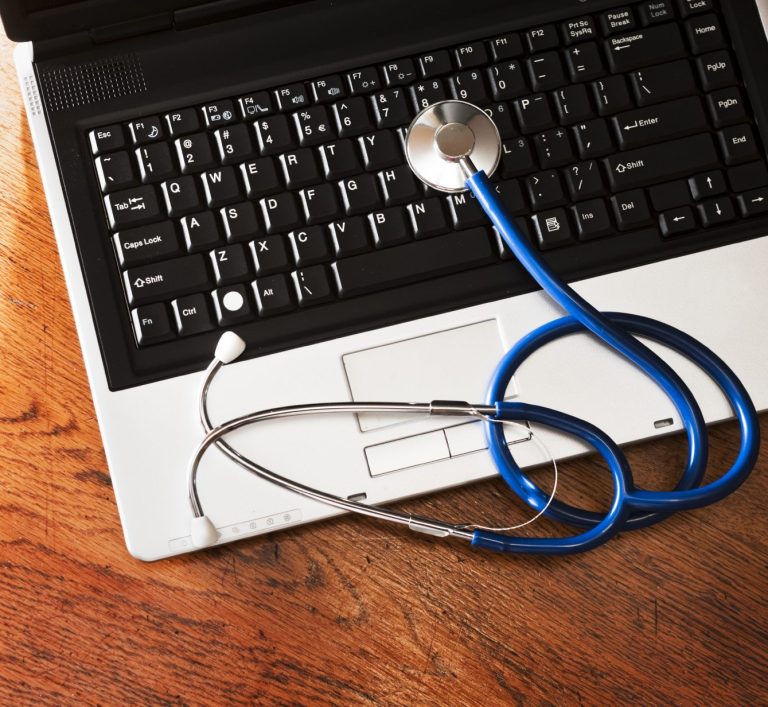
[4,0,768,560]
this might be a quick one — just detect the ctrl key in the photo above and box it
[131,303,175,346]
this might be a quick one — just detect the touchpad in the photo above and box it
[343,320,510,431]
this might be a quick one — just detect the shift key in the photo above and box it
[124,255,211,306]
[604,134,719,192]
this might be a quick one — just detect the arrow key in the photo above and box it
[737,188,768,217]
[660,206,696,237]
[698,197,736,228]
[689,170,727,201]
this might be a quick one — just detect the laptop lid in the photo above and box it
[0,0,303,42]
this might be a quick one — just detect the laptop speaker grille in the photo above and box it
[22,74,42,117]
[39,53,147,112]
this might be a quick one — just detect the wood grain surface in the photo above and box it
[0,35,767,706]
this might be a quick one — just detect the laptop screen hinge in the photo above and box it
[173,0,308,30]
[90,13,175,45]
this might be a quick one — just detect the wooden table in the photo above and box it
[1,36,766,705]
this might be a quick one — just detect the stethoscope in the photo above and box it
[186,100,761,554]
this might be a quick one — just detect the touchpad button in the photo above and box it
[343,320,510,431]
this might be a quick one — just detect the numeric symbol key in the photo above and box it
[293,106,335,147]
[333,98,374,138]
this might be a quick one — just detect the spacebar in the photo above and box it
[332,228,496,297]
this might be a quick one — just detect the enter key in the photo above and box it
[612,96,708,150]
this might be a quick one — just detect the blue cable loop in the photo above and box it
[466,170,760,554]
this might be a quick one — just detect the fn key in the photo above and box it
[131,303,175,345]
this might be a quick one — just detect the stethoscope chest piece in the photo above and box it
[405,100,501,193]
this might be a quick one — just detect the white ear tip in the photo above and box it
[215,332,246,364]
[190,515,219,548]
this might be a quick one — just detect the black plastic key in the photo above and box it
[311,76,346,104]
[255,115,296,155]
[221,201,263,243]
[240,158,281,198]
[96,152,135,192]
[260,192,302,233]
[300,183,341,224]
[346,67,381,95]
[410,79,448,112]
[513,94,556,134]
[181,211,222,252]
[161,176,202,217]
[334,98,374,138]
[369,208,411,248]
[630,60,697,107]
[90,125,124,155]
[172,293,215,335]
[132,303,174,345]
[275,83,309,111]
[564,43,606,82]
[660,206,697,236]
[611,190,653,230]
[417,50,453,78]
[379,165,420,206]
[114,221,181,269]
[280,148,320,189]
[123,254,210,306]
[601,8,637,35]
[454,43,488,69]
[210,244,251,285]
[605,134,719,191]
[212,284,254,326]
[686,14,725,54]
[606,24,686,73]
[451,70,490,104]
[612,96,708,150]
[528,52,567,92]
[253,274,294,316]
[332,228,495,298]
[129,116,163,145]
[329,217,370,256]
[359,131,401,171]
[201,166,242,207]
[572,199,613,240]
[708,87,747,128]
[408,198,449,238]
[490,34,524,61]
[165,108,199,136]
[202,101,236,128]
[532,209,574,249]
[719,125,760,166]
[175,133,216,173]
[294,105,335,146]
[289,226,332,266]
[489,62,527,101]
[319,140,361,179]
[382,59,417,86]
[292,266,334,305]
[135,143,175,183]
[372,89,412,128]
[104,185,162,229]
[250,235,292,275]
[696,51,738,91]
[339,174,381,214]
[215,124,255,164]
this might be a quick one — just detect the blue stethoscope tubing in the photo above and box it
[466,170,761,554]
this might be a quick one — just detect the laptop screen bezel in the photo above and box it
[0,0,293,42]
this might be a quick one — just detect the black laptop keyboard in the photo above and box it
[88,0,768,356]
